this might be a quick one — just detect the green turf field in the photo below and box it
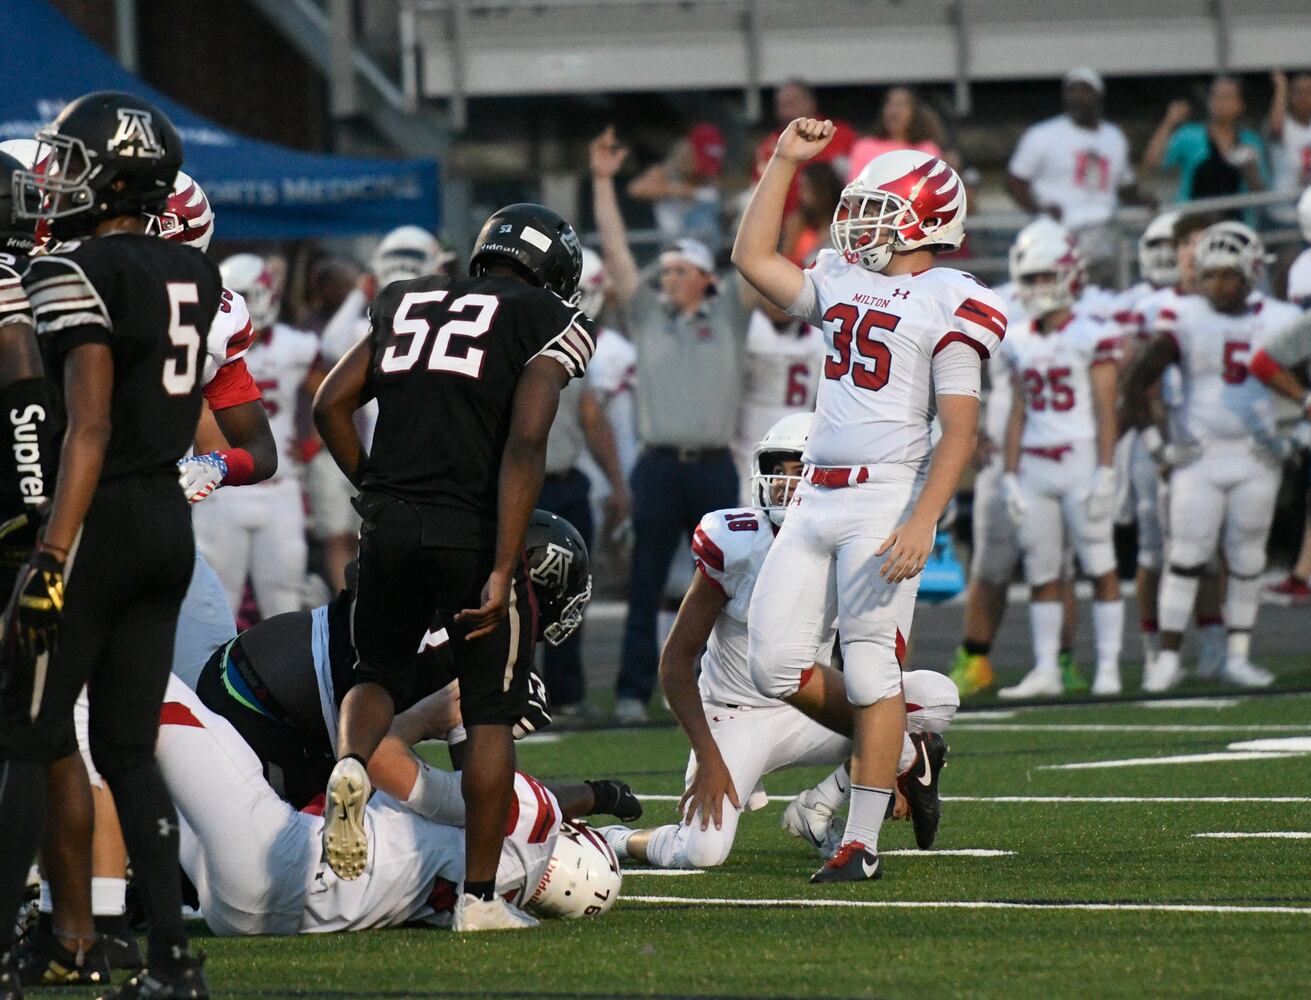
[188,692,1310,999]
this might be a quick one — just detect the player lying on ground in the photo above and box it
[601,414,959,871]
[155,677,622,935]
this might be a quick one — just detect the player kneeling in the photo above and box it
[601,415,960,870]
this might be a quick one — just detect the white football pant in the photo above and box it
[1016,441,1117,587]
[970,459,1021,585]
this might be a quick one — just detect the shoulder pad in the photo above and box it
[691,508,772,596]
[23,251,112,335]
[0,260,32,328]
[205,288,255,377]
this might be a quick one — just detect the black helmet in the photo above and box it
[525,510,591,646]
[13,91,182,241]
[0,151,37,256]
[469,203,583,301]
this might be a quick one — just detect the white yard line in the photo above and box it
[1040,750,1309,770]
[952,723,1311,733]
[1194,832,1311,840]
[622,869,706,876]
[637,793,1311,803]
[881,849,1014,857]
[620,896,1311,916]
[1228,737,1311,752]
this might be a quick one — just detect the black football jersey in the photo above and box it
[0,250,42,566]
[23,233,222,481]
[360,273,595,548]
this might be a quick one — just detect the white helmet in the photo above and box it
[371,225,448,289]
[145,171,214,252]
[525,821,622,920]
[1008,218,1083,318]
[751,412,812,526]
[830,150,966,274]
[577,247,607,320]
[1297,186,1311,244]
[220,253,281,331]
[1193,221,1265,287]
[0,139,41,168]
[1137,211,1179,288]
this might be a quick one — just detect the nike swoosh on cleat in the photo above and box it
[917,754,934,787]
[862,856,878,878]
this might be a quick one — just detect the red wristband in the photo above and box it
[1247,349,1282,386]
[219,448,256,486]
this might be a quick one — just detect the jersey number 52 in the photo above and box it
[822,304,894,392]
[380,290,501,380]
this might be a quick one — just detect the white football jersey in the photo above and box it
[790,250,1007,468]
[983,282,1026,447]
[1287,247,1311,309]
[243,323,321,472]
[1159,293,1302,443]
[200,287,257,400]
[1003,310,1122,449]
[692,507,834,710]
[585,327,639,475]
[736,310,826,455]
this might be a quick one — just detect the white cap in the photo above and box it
[659,237,716,276]
[1063,67,1105,95]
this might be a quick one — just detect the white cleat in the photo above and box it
[322,756,371,881]
[745,780,769,812]
[453,893,539,931]
[598,824,634,861]
[1141,653,1185,693]
[997,668,1063,700]
[781,790,844,856]
[1218,658,1275,689]
[1091,668,1122,696]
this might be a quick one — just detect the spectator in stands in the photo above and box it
[591,126,749,724]
[752,79,855,216]
[847,86,946,180]
[782,162,843,265]
[1006,67,1150,229]
[628,121,727,252]
[1267,70,1311,225]
[1143,76,1267,202]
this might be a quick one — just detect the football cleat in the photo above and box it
[1219,658,1275,689]
[1264,573,1310,605]
[452,894,539,931]
[1090,667,1122,696]
[322,756,371,881]
[948,648,994,697]
[18,929,110,986]
[781,789,844,856]
[809,841,882,884]
[997,667,1063,700]
[899,732,948,850]
[597,825,635,862]
[1142,650,1185,692]
[613,697,648,725]
[585,779,644,822]
[95,950,208,1000]
[1059,651,1089,693]
[95,915,143,972]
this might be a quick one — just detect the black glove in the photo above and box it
[11,548,65,661]
[513,671,552,739]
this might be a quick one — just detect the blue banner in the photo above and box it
[0,0,440,240]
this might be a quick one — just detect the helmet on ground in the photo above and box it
[1008,217,1083,317]
[830,150,966,274]
[751,412,812,526]
[525,821,622,919]
[525,510,591,647]
[1193,221,1265,287]
[220,252,282,330]
[145,171,213,252]
[12,91,182,241]
[1137,211,1180,288]
[470,203,583,301]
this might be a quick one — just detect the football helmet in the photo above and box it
[0,151,38,256]
[830,150,966,274]
[371,225,448,289]
[12,91,182,241]
[220,253,281,331]
[1297,186,1311,244]
[470,203,583,301]
[525,509,591,647]
[1008,217,1083,317]
[525,821,622,919]
[577,247,607,321]
[1137,211,1179,288]
[144,171,213,252]
[751,412,812,526]
[1193,221,1265,286]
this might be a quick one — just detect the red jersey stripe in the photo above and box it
[933,330,989,359]
[954,297,1007,339]
[691,527,725,572]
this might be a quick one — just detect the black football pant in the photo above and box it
[0,472,193,961]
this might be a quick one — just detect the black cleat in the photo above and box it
[1,950,22,1000]
[585,779,644,823]
[809,841,882,884]
[900,731,948,850]
[97,950,208,1000]
[17,927,110,986]
[95,915,144,972]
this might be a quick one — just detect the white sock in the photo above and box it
[1223,576,1260,632]
[843,785,891,850]
[809,762,850,812]
[1154,648,1180,678]
[1226,630,1251,664]
[1092,600,1124,672]
[1157,571,1199,634]
[91,876,126,917]
[897,733,917,775]
[643,823,694,868]
[38,879,51,914]
[1140,628,1159,665]
[1029,601,1062,674]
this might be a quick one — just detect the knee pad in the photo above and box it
[1224,536,1267,579]
[902,669,960,713]
[842,640,904,707]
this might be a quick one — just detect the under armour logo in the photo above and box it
[157,817,179,838]
[109,108,164,159]
[891,288,910,299]
[529,542,573,592]
[417,627,449,653]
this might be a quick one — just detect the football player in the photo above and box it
[0,91,214,998]
[997,223,1125,698]
[314,207,593,929]
[1286,187,1311,309]
[1128,222,1303,690]
[734,125,998,883]
[192,252,319,620]
[601,414,959,871]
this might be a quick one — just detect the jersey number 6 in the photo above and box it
[822,304,895,392]
[381,290,501,379]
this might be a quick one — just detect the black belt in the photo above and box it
[645,445,732,463]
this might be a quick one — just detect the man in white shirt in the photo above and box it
[1007,68,1153,232]
[1267,70,1311,228]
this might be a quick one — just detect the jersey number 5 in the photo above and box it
[822,304,894,391]
[163,282,202,397]
[381,290,500,379]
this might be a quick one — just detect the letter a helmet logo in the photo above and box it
[109,108,164,159]
[529,542,573,593]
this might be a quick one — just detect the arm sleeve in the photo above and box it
[786,271,822,326]
[931,340,983,398]
[203,357,262,410]
[23,255,113,354]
